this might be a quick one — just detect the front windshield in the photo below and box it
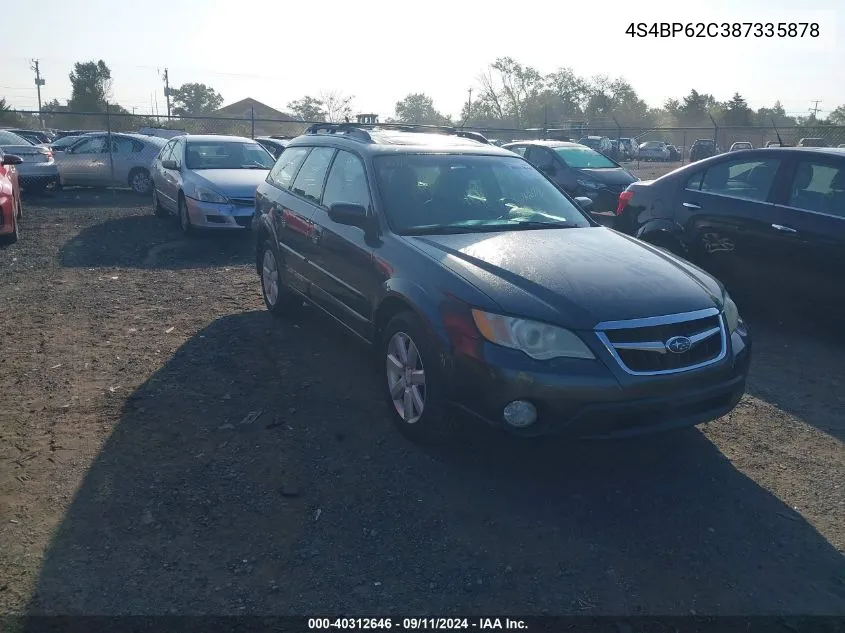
[554,146,616,169]
[373,154,592,235]
[185,141,275,170]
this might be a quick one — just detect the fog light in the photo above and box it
[503,400,537,428]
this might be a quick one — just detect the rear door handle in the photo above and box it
[771,224,798,234]
[682,202,701,209]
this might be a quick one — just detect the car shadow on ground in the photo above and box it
[59,212,255,270]
[715,267,845,443]
[25,308,845,615]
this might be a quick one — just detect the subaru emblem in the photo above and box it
[665,336,692,354]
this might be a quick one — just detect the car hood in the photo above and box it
[578,167,637,185]
[191,169,269,198]
[406,227,722,329]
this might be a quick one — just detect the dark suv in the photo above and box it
[689,139,718,162]
[253,123,751,443]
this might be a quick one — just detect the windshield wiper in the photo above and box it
[402,221,580,236]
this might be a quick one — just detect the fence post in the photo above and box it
[106,104,115,189]
[682,131,686,164]
[250,107,255,139]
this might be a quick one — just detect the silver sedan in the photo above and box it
[54,133,167,193]
[150,135,275,235]
[0,129,60,192]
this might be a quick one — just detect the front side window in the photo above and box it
[554,146,616,169]
[322,150,370,209]
[526,147,556,170]
[158,140,175,162]
[73,136,107,154]
[291,147,336,203]
[373,154,591,234]
[788,161,845,217]
[507,145,527,157]
[267,147,310,190]
[700,158,780,202]
[185,141,275,170]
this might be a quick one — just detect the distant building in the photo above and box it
[356,113,378,125]
[212,98,300,136]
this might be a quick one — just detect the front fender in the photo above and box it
[380,278,452,350]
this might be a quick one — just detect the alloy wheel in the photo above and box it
[262,250,280,307]
[386,332,426,424]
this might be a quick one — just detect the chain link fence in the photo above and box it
[3,108,844,194]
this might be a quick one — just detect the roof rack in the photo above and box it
[304,122,491,144]
[304,123,373,142]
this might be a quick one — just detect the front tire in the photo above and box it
[152,187,168,218]
[381,311,454,444]
[178,194,196,237]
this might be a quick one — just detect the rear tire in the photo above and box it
[381,311,455,444]
[259,240,290,316]
[129,168,153,194]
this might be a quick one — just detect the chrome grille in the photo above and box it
[595,308,726,375]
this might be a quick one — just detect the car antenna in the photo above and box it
[771,118,785,147]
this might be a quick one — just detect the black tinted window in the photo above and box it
[685,172,704,190]
[322,150,370,209]
[701,158,780,202]
[788,161,845,218]
[267,147,309,190]
[291,147,335,203]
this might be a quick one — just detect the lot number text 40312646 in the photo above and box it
[625,22,819,38]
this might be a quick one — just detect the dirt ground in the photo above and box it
[0,187,843,617]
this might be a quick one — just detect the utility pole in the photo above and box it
[163,68,172,120]
[466,88,472,127]
[809,100,822,118]
[31,59,45,128]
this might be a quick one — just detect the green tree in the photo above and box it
[476,57,543,127]
[68,60,112,112]
[394,93,450,125]
[828,104,845,125]
[676,89,717,125]
[171,83,223,116]
[723,92,752,126]
[287,95,326,122]
[0,98,23,125]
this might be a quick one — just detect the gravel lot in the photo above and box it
[0,185,843,618]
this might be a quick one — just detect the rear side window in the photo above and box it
[700,158,780,202]
[267,147,310,190]
[291,147,336,203]
[788,161,845,218]
[322,150,370,209]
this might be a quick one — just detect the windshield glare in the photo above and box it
[554,146,616,169]
[185,142,275,170]
[374,154,591,235]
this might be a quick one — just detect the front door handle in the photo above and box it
[682,202,701,209]
[771,224,798,234]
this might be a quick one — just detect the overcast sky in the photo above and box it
[3,0,843,120]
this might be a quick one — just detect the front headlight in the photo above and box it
[471,309,595,360]
[576,178,601,190]
[723,295,743,333]
[193,186,229,204]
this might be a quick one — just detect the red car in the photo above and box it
[0,150,23,244]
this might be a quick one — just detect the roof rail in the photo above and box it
[304,123,373,142]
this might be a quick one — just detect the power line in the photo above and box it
[809,100,822,117]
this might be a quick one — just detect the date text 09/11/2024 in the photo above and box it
[307,618,528,630]
[626,22,820,38]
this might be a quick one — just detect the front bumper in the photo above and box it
[446,328,751,439]
[184,197,254,230]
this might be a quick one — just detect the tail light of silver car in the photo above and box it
[616,190,634,215]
